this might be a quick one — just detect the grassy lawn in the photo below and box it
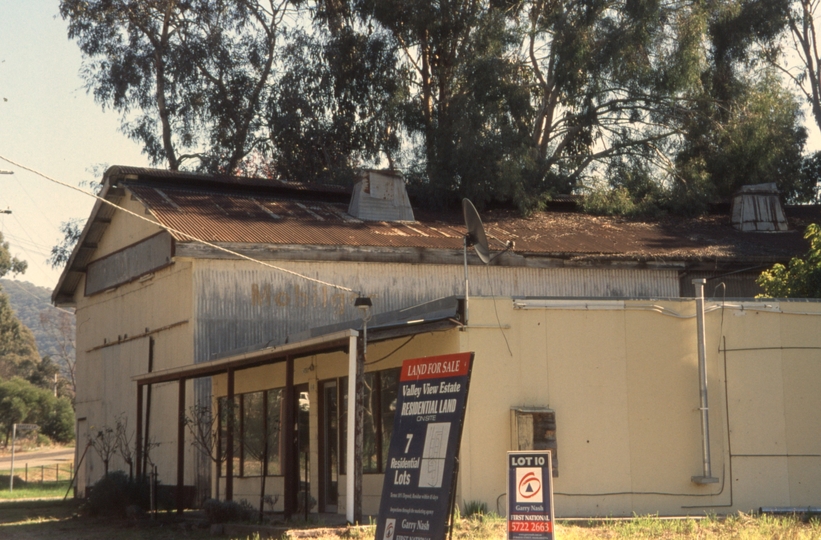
[0,501,819,540]
[0,499,215,540]
[0,475,72,500]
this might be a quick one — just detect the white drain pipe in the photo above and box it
[692,279,718,484]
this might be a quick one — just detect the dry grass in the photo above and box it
[271,514,821,540]
[2,500,820,540]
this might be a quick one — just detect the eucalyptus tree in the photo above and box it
[267,22,406,185]
[348,0,719,210]
[763,0,821,137]
[60,0,290,172]
[347,0,533,208]
[669,0,819,209]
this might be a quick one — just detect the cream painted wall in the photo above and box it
[457,298,821,517]
[208,299,821,517]
[73,217,195,490]
[94,190,165,257]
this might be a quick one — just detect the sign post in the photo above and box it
[507,451,555,540]
[375,352,474,540]
[9,423,38,492]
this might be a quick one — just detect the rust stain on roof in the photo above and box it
[127,182,812,262]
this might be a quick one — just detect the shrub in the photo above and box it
[463,500,488,518]
[0,378,74,446]
[84,471,151,517]
[297,491,316,514]
[203,498,255,524]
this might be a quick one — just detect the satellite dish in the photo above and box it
[459,198,515,326]
[462,199,490,264]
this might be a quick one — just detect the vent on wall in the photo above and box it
[348,170,415,222]
[731,183,788,232]
[511,407,558,477]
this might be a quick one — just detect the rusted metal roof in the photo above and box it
[125,179,812,263]
[53,166,818,306]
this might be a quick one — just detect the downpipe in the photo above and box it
[692,279,719,484]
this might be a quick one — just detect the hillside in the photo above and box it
[0,279,76,366]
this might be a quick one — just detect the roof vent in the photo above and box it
[348,170,415,222]
[731,183,788,232]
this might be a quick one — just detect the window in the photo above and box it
[336,367,400,474]
[217,396,239,477]
[218,388,283,477]
[380,369,399,468]
[267,389,283,475]
[510,407,558,476]
[242,392,264,476]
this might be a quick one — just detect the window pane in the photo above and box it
[218,396,240,477]
[242,392,264,477]
[267,389,282,475]
[218,397,226,477]
[380,368,400,468]
[322,381,339,507]
[362,372,378,472]
[340,377,347,475]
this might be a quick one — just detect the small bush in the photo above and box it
[297,491,317,514]
[463,500,488,518]
[203,498,255,524]
[84,471,151,518]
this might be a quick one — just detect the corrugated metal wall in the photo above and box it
[191,260,679,364]
[679,271,763,298]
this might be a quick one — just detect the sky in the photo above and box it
[0,2,149,291]
[1,2,820,292]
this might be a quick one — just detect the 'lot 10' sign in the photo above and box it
[507,451,555,540]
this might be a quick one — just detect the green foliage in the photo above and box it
[799,152,821,203]
[83,471,155,517]
[0,279,75,368]
[0,280,75,401]
[583,157,669,217]
[757,223,821,298]
[0,291,41,381]
[59,0,282,172]
[47,218,83,270]
[0,233,26,279]
[0,236,42,386]
[0,480,72,500]
[202,498,255,524]
[462,500,488,518]
[58,0,810,216]
[0,377,74,445]
[268,27,404,185]
[675,71,812,206]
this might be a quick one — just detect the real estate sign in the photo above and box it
[375,352,474,540]
[507,451,555,540]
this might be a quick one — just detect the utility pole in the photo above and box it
[0,169,11,215]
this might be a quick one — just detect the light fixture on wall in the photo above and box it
[354,296,372,355]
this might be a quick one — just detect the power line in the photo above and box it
[0,155,357,295]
